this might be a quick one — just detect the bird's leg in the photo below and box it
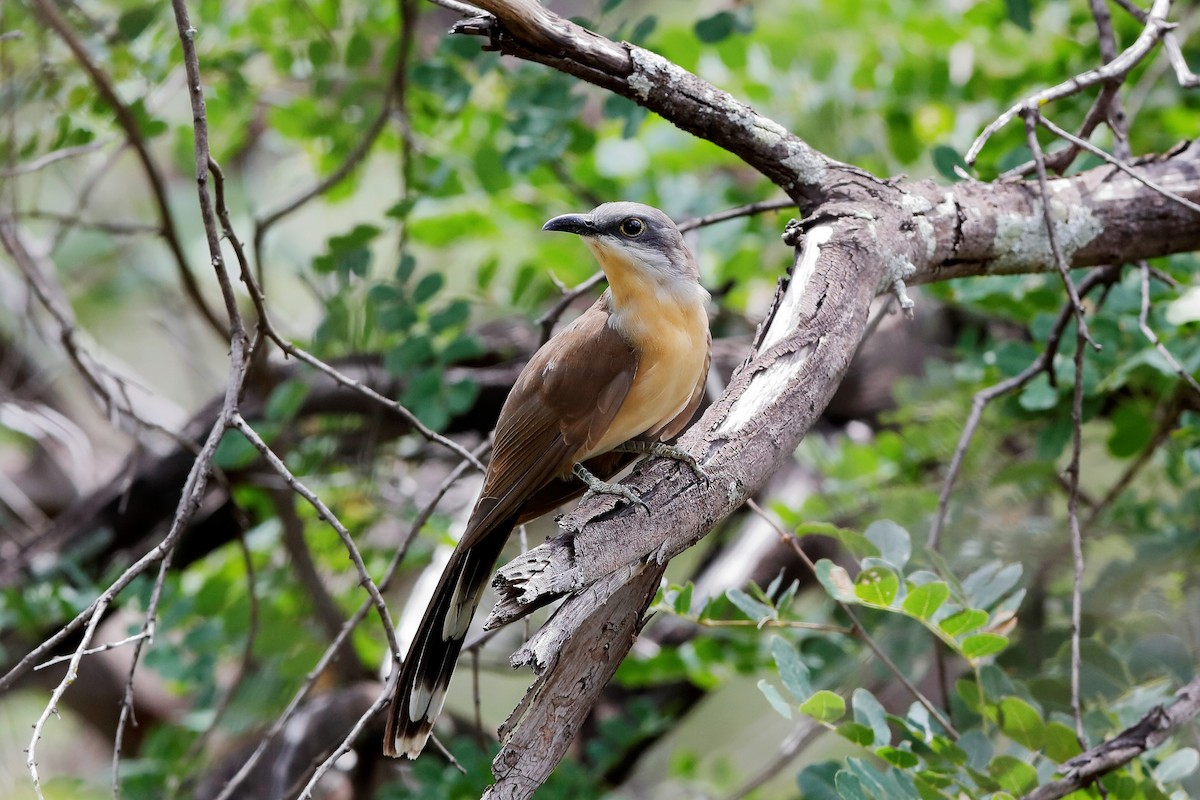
[572,463,650,513]
[613,440,708,484]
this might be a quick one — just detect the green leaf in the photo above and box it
[962,561,1022,610]
[672,582,694,615]
[800,690,846,723]
[796,762,842,800]
[961,633,1009,660]
[902,581,949,620]
[444,379,478,415]
[1004,0,1033,30]
[117,5,159,39]
[939,608,989,637]
[771,637,811,700]
[837,721,875,747]
[429,300,470,332]
[213,429,259,470]
[864,520,911,570]
[264,379,309,421]
[385,337,435,373]
[1019,373,1059,411]
[413,273,444,304]
[757,679,792,719]
[1155,748,1199,783]
[1108,401,1155,457]
[852,688,891,748]
[694,11,737,43]
[794,522,878,559]
[1043,721,1084,763]
[854,566,899,607]
[998,697,1044,750]
[989,755,1037,794]
[875,746,918,769]
[725,587,774,624]
[345,31,372,67]
[814,559,857,602]
[931,145,968,181]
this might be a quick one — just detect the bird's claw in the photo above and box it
[574,463,650,514]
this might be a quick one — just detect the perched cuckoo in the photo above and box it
[383,201,711,758]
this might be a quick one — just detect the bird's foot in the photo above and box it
[573,463,649,514]
[614,441,708,485]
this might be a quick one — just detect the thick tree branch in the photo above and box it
[1022,676,1200,800]
[450,0,875,208]
[415,3,1200,797]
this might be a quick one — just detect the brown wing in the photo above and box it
[461,294,638,545]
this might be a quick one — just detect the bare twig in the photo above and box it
[30,0,226,337]
[6,209,161,236]
[1036,116,1200,216]
[927,266,1117,550]
[1024,109,1096,349]
[425,0,486,15]
[536,271,605,344]
[676,198,796,233]
[209,441,488,800]
[229,413,401,660]
[112,553,177,799]
[965,0,1172,165]
[32,632,149,671]
[1066,326,1088,750]
[1137,260,1200,396]
[208,160,486,472]
[0,140,108,177]
[26,596,111,799]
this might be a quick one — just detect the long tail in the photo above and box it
[383,517,513,758]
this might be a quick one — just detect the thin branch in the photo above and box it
[1066,326,1088,750]
[1137,260,1200,397]
[1024,109,1097,349]
[965,0,1172,165]
[251,3,414,274]
[0,140,108,178]
[229,414,400,660]
[927,266,1117,550]
[32,632,149,671]
[426,0,485,15]
[536,271,605,344]
[1036,115,1200,216]
[676,198,796,233]
[26,596,111,799]
[29,0,227,337]
[7,209,162,236]
[747,499,960,740]
[724,723,824,800]
[208,160,487,473]
[112,551,177,799]
[209,441,488,800]
[1022,675,1200,800]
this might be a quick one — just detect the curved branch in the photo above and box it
[1022,675,1200,800]
[449,0,875,208]
[30,0,228,338]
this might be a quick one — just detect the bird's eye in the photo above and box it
[618,217,645,238]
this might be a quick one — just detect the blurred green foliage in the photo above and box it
[2,0,1198,797]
